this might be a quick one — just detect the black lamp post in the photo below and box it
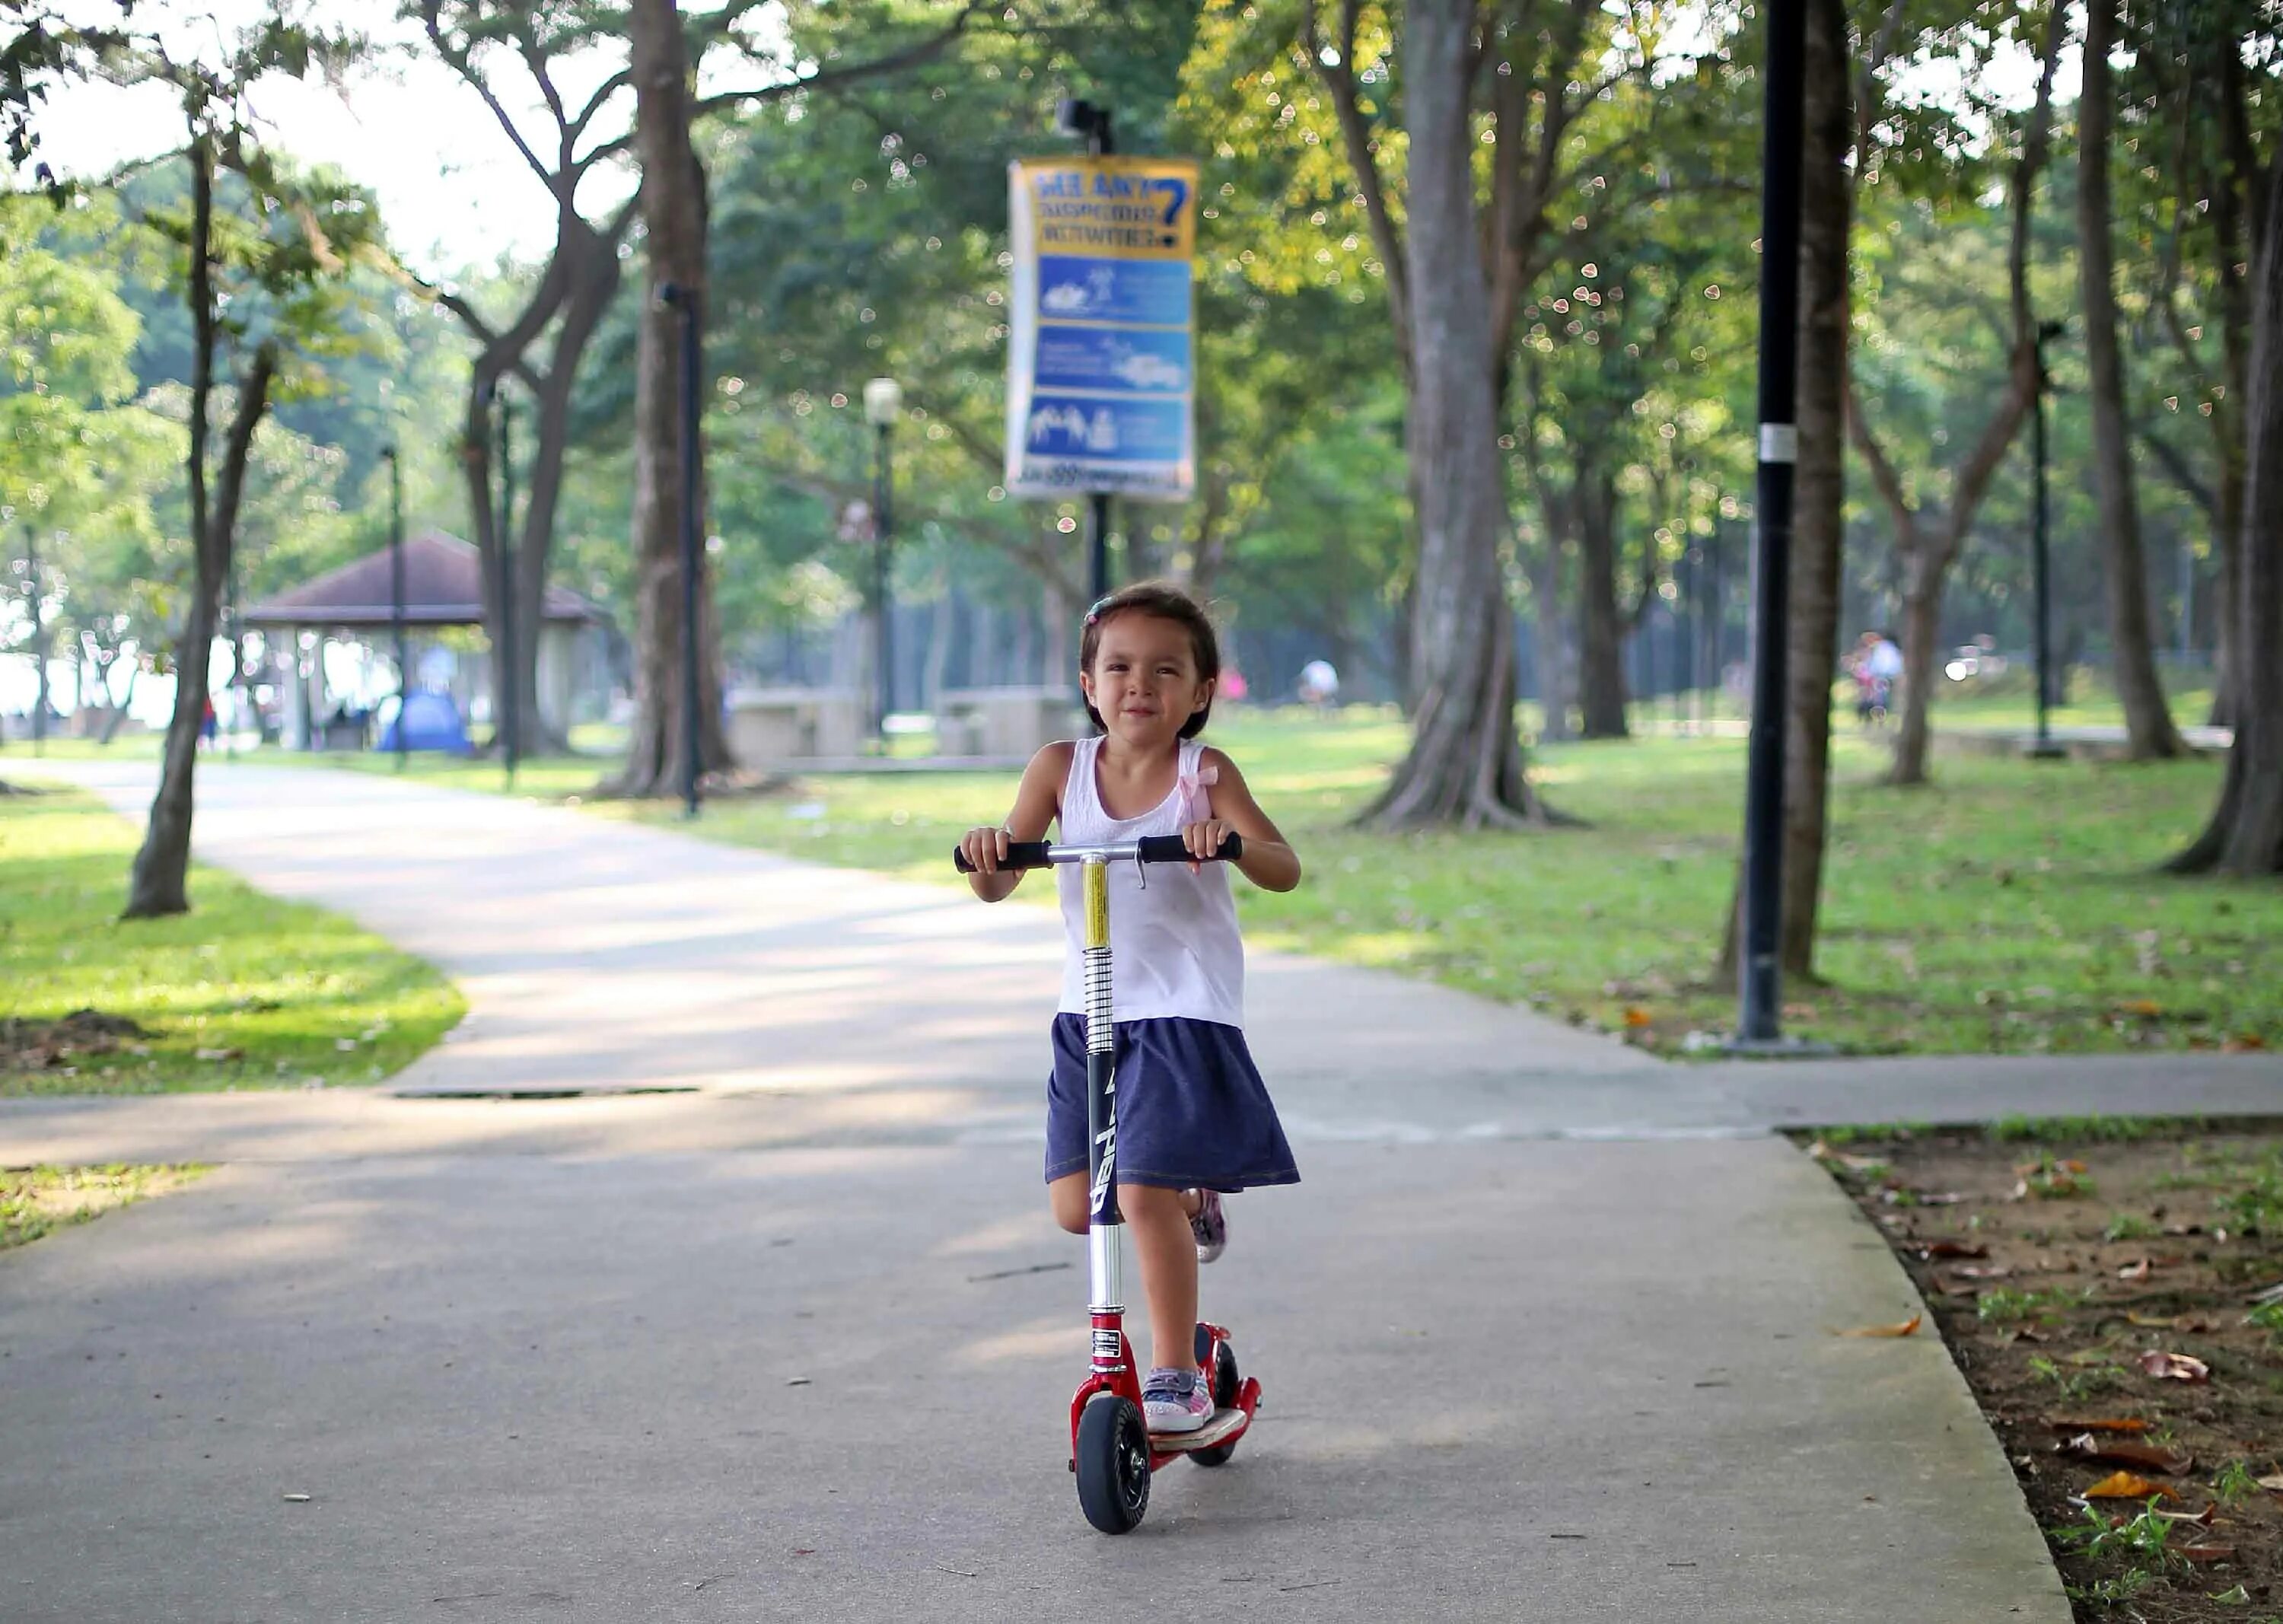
[1735,0,1806,1049]
[864,376,902,747]
[383,445,408,769]
[1057,97,1117,606]
[2030,318,2065,759]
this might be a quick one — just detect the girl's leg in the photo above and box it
[1119,1183,1202,1374]
[1048,1172,1088,1236]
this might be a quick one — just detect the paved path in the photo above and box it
[10,760,2257,1620]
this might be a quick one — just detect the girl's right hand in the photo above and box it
[960,826,1012,875]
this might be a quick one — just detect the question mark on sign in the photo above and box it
[1152,177,1189,246]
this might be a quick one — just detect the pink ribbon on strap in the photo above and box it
[1177,760,1218,826]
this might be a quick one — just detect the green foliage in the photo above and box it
[0,1162,209,1250]
[2028,1353,2122,1403]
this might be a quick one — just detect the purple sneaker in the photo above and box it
[1143,1366,1212,1432]
[1190,1189,1227,1264]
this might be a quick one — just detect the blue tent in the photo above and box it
[374,690,473,754]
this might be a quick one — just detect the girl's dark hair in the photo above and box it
[1078,580,1221,738]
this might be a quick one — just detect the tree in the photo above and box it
[2077,0,2186,759]
[104,28,386,918]
[415,0,645,758]
[1848,2,2061,785]
[2173,149,2283,874]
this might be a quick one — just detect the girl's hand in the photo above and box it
[960,825,1011,875]
[1181,817,1237,871]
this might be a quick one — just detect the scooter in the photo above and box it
[956,832,1263,1533]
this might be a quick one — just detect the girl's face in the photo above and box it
[1082,611,1213,749]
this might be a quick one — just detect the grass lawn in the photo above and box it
[0,784,464,1095]
[2,1164,209,1250]
[228,705,2281,1059]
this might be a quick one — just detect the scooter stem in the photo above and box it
[1081,855,1126,1372]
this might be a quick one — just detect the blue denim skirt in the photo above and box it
[1045,1014,1302,1193]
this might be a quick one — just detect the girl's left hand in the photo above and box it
[1181,817,1237,869]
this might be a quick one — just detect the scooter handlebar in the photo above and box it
[953,833,1243,873]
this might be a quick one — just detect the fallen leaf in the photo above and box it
[1915,1240,1990,1260]
[2117,1258,2153,1282]
[1833,1314,1922,1339]
[2127,1311,2175,1328]
[2256,1472,2283,1492]
[2172,1313,2218,1333]
[2058,1435,2195,1474]
[2012,1326,2049,1343]
[2137,1350,2211,1383]
[2114,999,2164,1019]
[1953,1264,2011,1279]
[2082,1471,2178,1501]
[2047,1418,2150,1434]
[2222,1033,2266,1052]
[2154,1505,2218,1527]
[2208,1583,2252,1603]
[2179,1544,2237,1564]
[1622,1007,1652,1028]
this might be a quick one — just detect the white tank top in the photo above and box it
[1056,735,1246,1027]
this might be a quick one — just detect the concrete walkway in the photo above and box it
[12,760,2237,1620]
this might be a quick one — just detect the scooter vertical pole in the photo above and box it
[1081,855,1125,1372]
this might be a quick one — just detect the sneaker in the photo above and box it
[1143,1366,1213,1433]
[1189,1188,1227,1264]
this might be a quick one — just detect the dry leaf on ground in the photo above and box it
[2135,1350,2211,1383]
[2081,1471,2179,1501]
[1915,1240,1989,1260]
[2056,1435,2194,1474]
[2047,1417,2150,1434]
[1833,1314,1922,1339]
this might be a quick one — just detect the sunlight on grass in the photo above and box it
[231,704,2278,1059]
[0,786,463,1095]
[2,1164,210,1250]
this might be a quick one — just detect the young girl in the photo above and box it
[959,581,1302,1433]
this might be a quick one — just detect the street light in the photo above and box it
[2030,319,2066,760]
[864,376,902,748]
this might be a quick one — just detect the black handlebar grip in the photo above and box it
[953,839,1054,874]
[1137,833,1243,865]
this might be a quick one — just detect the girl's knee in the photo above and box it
[1049,1175,1090,1234]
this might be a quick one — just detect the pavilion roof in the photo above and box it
[242,530,606,629]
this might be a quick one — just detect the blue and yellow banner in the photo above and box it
[1005,156,1199,501]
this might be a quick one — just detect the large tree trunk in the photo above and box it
[2174,154,2283,874]
[2079,0,2187,760]
[610,0,731,796]
[1573,463,1629,739]
[125,347,275,919]
[1363,0,1556,828]
[1890,557,1941,785]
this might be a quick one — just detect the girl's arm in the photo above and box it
[1189,749,1302,893]
[959,741,1071,902]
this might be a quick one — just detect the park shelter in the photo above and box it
[244,530,611,748]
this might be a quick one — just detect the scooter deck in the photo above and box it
[1148,1406,1250,1453]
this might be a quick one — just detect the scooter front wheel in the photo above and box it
[1075,1392,1151,1533]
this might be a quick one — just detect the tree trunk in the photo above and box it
[1529,524,1571,743]
[1573,465,1628,739]
[2078,0,2186,760]
[125,346,275,919]
[2174,154,2283,874]
[609,0,731,796]
[1362,0,1558,828]
[99,665,135,745]
[1890,557,1941,785]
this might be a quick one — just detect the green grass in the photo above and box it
[212,705,2281,1059]
[2,1164,209,1250]
[0,785,464,1095]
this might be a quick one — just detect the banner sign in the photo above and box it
[1005,155,1199,502]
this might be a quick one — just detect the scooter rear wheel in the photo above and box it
[1190,1333,1243,1467]
[1075,1392,1151,1533]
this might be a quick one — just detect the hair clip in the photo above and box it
[1084,595,1113,626]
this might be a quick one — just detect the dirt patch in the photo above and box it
[2,1164,209,1250]
[2,1009,152,1072]
[1806,1122,2283,1619]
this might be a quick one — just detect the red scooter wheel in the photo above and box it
[1075,1392,1151,1533]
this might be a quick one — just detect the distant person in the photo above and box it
[1849,630,1900,728]
[1220,667,1249,703]
[1297,658,1339,712]
[199,695,218,748]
